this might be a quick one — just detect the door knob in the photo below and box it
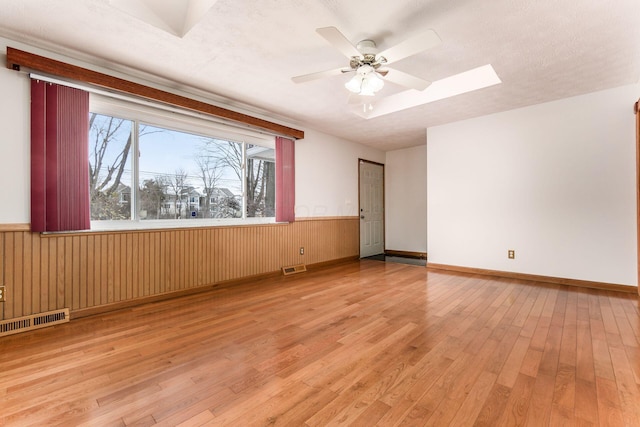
[360,215,365,219]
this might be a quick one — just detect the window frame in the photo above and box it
[89,94,277,231]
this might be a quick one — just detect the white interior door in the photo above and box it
[359,160,384,257]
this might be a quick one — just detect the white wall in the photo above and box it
[427,84,639,286]
[295,128,384,218]
[385,145,427,253]
[0,61,30,223]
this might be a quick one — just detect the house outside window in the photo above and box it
[88,95,276,228]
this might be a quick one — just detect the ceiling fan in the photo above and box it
[291,26,441,97]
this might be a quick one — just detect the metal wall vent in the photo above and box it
[282,264,307,276]
[0,308,70,337]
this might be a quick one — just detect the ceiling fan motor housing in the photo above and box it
[351,39,386,70]
[356,39,377,54]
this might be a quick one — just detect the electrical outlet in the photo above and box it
[0,286,5,302]
[508,250,515,259]
[299,247,304,255]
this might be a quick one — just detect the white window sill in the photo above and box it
[89,217,277,232]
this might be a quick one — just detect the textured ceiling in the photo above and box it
[0,0,639,151]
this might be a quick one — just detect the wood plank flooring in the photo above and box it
[0,260,638,426]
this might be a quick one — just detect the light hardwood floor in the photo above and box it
[1,260,639,426]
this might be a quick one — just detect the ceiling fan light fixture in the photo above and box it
[345,65,384,95]
[345,75,364,93]
[362,72,384,93]
[359,87,376,97]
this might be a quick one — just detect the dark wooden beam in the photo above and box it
[6,47,304,140]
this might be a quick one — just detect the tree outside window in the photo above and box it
[89,112,274,222]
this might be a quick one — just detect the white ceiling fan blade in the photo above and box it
[377,29,441,65]
[291,67,350,84]
[381,68,431,91]
[316,26,362,59]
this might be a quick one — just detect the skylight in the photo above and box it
[352,64,502,119]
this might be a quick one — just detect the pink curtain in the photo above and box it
[31,80,90,232]
[275,136,295,222]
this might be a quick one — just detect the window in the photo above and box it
[89,95,277,227]
[246,144,275,218]
[138,124,244,220]
[89,114,133,220]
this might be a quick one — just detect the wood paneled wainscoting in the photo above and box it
[0,217,358,321]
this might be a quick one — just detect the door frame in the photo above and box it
[635,99,639,296]
[358,158,385,258]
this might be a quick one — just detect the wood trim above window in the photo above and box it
[6,47,304,140]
